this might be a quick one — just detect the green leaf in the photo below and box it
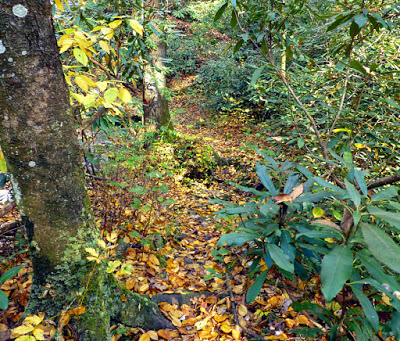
[250,65,265,86]
[0,290,8,310]
[371,187,398,201]
[367,206,400,232]
[230,10,237,29]
[351,286,379,331]
[267,244,294,273]
[361,223,400,273]
[354,169,368,197]
[246,270,267,303]
[73,47,88,66]
[354,14,368,28]
[214,2,228,22]
[327,13,355,32]
[0,265,23,284]
[218,232,258,247]
[357,249,400,293]
[391,311,400,341]
[321,245,353,301]
[104,88,119,104]
[255,164,278,196]
[385,98,400,109]
[345,179,361,208]
[233,39,244,54]
[283,174,299,194]
[350,60,367,75]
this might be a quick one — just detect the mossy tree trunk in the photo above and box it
[143,0,173,131]
[0,1,172,339]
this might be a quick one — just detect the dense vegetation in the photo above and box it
[1,0,400,340]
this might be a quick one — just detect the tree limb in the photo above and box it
[367,174,400,190]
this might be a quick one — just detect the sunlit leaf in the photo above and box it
[73,48,88,66]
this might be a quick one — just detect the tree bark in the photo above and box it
[143,0,173,131]
[0,1,172,339]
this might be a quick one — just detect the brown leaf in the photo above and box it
[289,184,303,200]
[311,219,341,231]
[340,208,353,233]
[273,194,292,204]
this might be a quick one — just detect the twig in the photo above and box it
[79,107,108,134]
[85,173,110,181]
[367,174,400,190]
[225,272,264,340]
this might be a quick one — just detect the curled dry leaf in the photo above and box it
[273,194,292,204]
[311,219,341,231]
[340,208,353,233]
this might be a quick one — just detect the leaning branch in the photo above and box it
[367,174,400,190]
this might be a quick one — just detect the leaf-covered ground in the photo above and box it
[0,73,336,341]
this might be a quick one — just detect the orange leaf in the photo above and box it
[157,329,171,340]
[149,254,160,266]
[220,321,232,333]
[69,306,86,315]
[138,333,150,341]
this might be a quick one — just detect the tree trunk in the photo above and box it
[0,1,172,339]
[143,0,173,131]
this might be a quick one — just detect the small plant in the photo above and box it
[0,265,24,310]
[213,151,400,339]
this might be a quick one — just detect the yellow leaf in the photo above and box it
[97,239,106,249]
[24,313,44,326]
[354,143,371,151]
[147,330,159,340]
[15,336,36,341]
[32,327,45,340]
[59,40,74,54]
[220,321,232,333]
[128,19,144,36]
[194,316,210,330]
[54,0,64,12]
[119,87,132,103]
[99,40,110,53]
[312,207,324,219]
[85,247,99,258]
[138,333,151,341]
[12,324,35,335]
[382,292,391,305]
[238,304,247,316]
[96,81,108,92]
[333,128,351,134]
[86,256,100,263]
[81,75,97,87]
[109,20,123,29]
[232,327,241,340]
[169,314,181,327]
[75,75,89,93]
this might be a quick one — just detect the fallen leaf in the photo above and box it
[238,304,247,316]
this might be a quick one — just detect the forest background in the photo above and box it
[0,0,400,340]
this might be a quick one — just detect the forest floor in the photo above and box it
[0,72,321,341]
